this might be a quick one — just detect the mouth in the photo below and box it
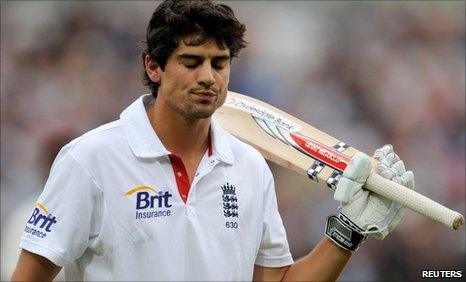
[191,90,217,99]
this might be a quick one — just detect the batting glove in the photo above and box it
[325,144,415,252]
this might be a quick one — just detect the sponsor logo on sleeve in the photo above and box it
[124,185,173,220]
[25,202,57,238]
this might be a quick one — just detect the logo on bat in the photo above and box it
[226,96,350,172]
[227,95,351,189]
[225,97,301,132]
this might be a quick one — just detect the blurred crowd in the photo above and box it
[1,1,464,281]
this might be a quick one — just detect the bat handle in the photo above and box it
[364,172,464,230]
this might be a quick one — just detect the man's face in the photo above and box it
[149,38,231,120]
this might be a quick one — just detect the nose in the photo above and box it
[197,63,215,87]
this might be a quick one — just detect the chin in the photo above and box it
[185,107,215,119]
[190,110,215,119]
[188,101,217,116]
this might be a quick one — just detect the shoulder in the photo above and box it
[221,130,270,175]
[67,120,122,150]
[212,117,268,169]
[229,134,265,161]
[59,120,127,166]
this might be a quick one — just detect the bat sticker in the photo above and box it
[225,97,302,133]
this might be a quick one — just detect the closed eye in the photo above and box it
[177,54,230,70]
[212,58,230,70]
[181,59,201,69]
[184,62,199,69]
[212,63,225,70]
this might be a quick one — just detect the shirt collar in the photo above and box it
[120,94,169,158]
[120,94,234,165]
[210,117,234,165]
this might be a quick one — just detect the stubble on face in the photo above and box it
[157,38,230,123]
[181,88,228,120]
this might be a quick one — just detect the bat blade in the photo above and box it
[213,91,464,230]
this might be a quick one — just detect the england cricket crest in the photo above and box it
[221,183,238,218]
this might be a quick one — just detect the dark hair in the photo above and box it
[141,0,247,97]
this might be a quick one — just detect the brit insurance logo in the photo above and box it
[25,202,58,239]
[222,183,239,229]
[124,185,173,220]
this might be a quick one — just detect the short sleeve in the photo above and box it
[19,146,102,267]
[254,163,294,268]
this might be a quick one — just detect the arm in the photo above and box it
[11,249,61,281]
[253,237,351,281]
[254,145,414,281]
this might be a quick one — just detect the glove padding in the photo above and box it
[334,144,415,240]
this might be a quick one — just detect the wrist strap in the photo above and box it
[325,214,367,252]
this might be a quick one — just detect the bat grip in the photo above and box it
[364,172,464,230]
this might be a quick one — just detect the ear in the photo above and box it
[145,55,162,83]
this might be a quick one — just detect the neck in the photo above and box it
[146,97,211,158]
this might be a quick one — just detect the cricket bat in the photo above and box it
[213,91,464,230]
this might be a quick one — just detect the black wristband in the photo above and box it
[325,214,367,252]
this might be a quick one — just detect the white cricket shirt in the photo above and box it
[20,94,293,281]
